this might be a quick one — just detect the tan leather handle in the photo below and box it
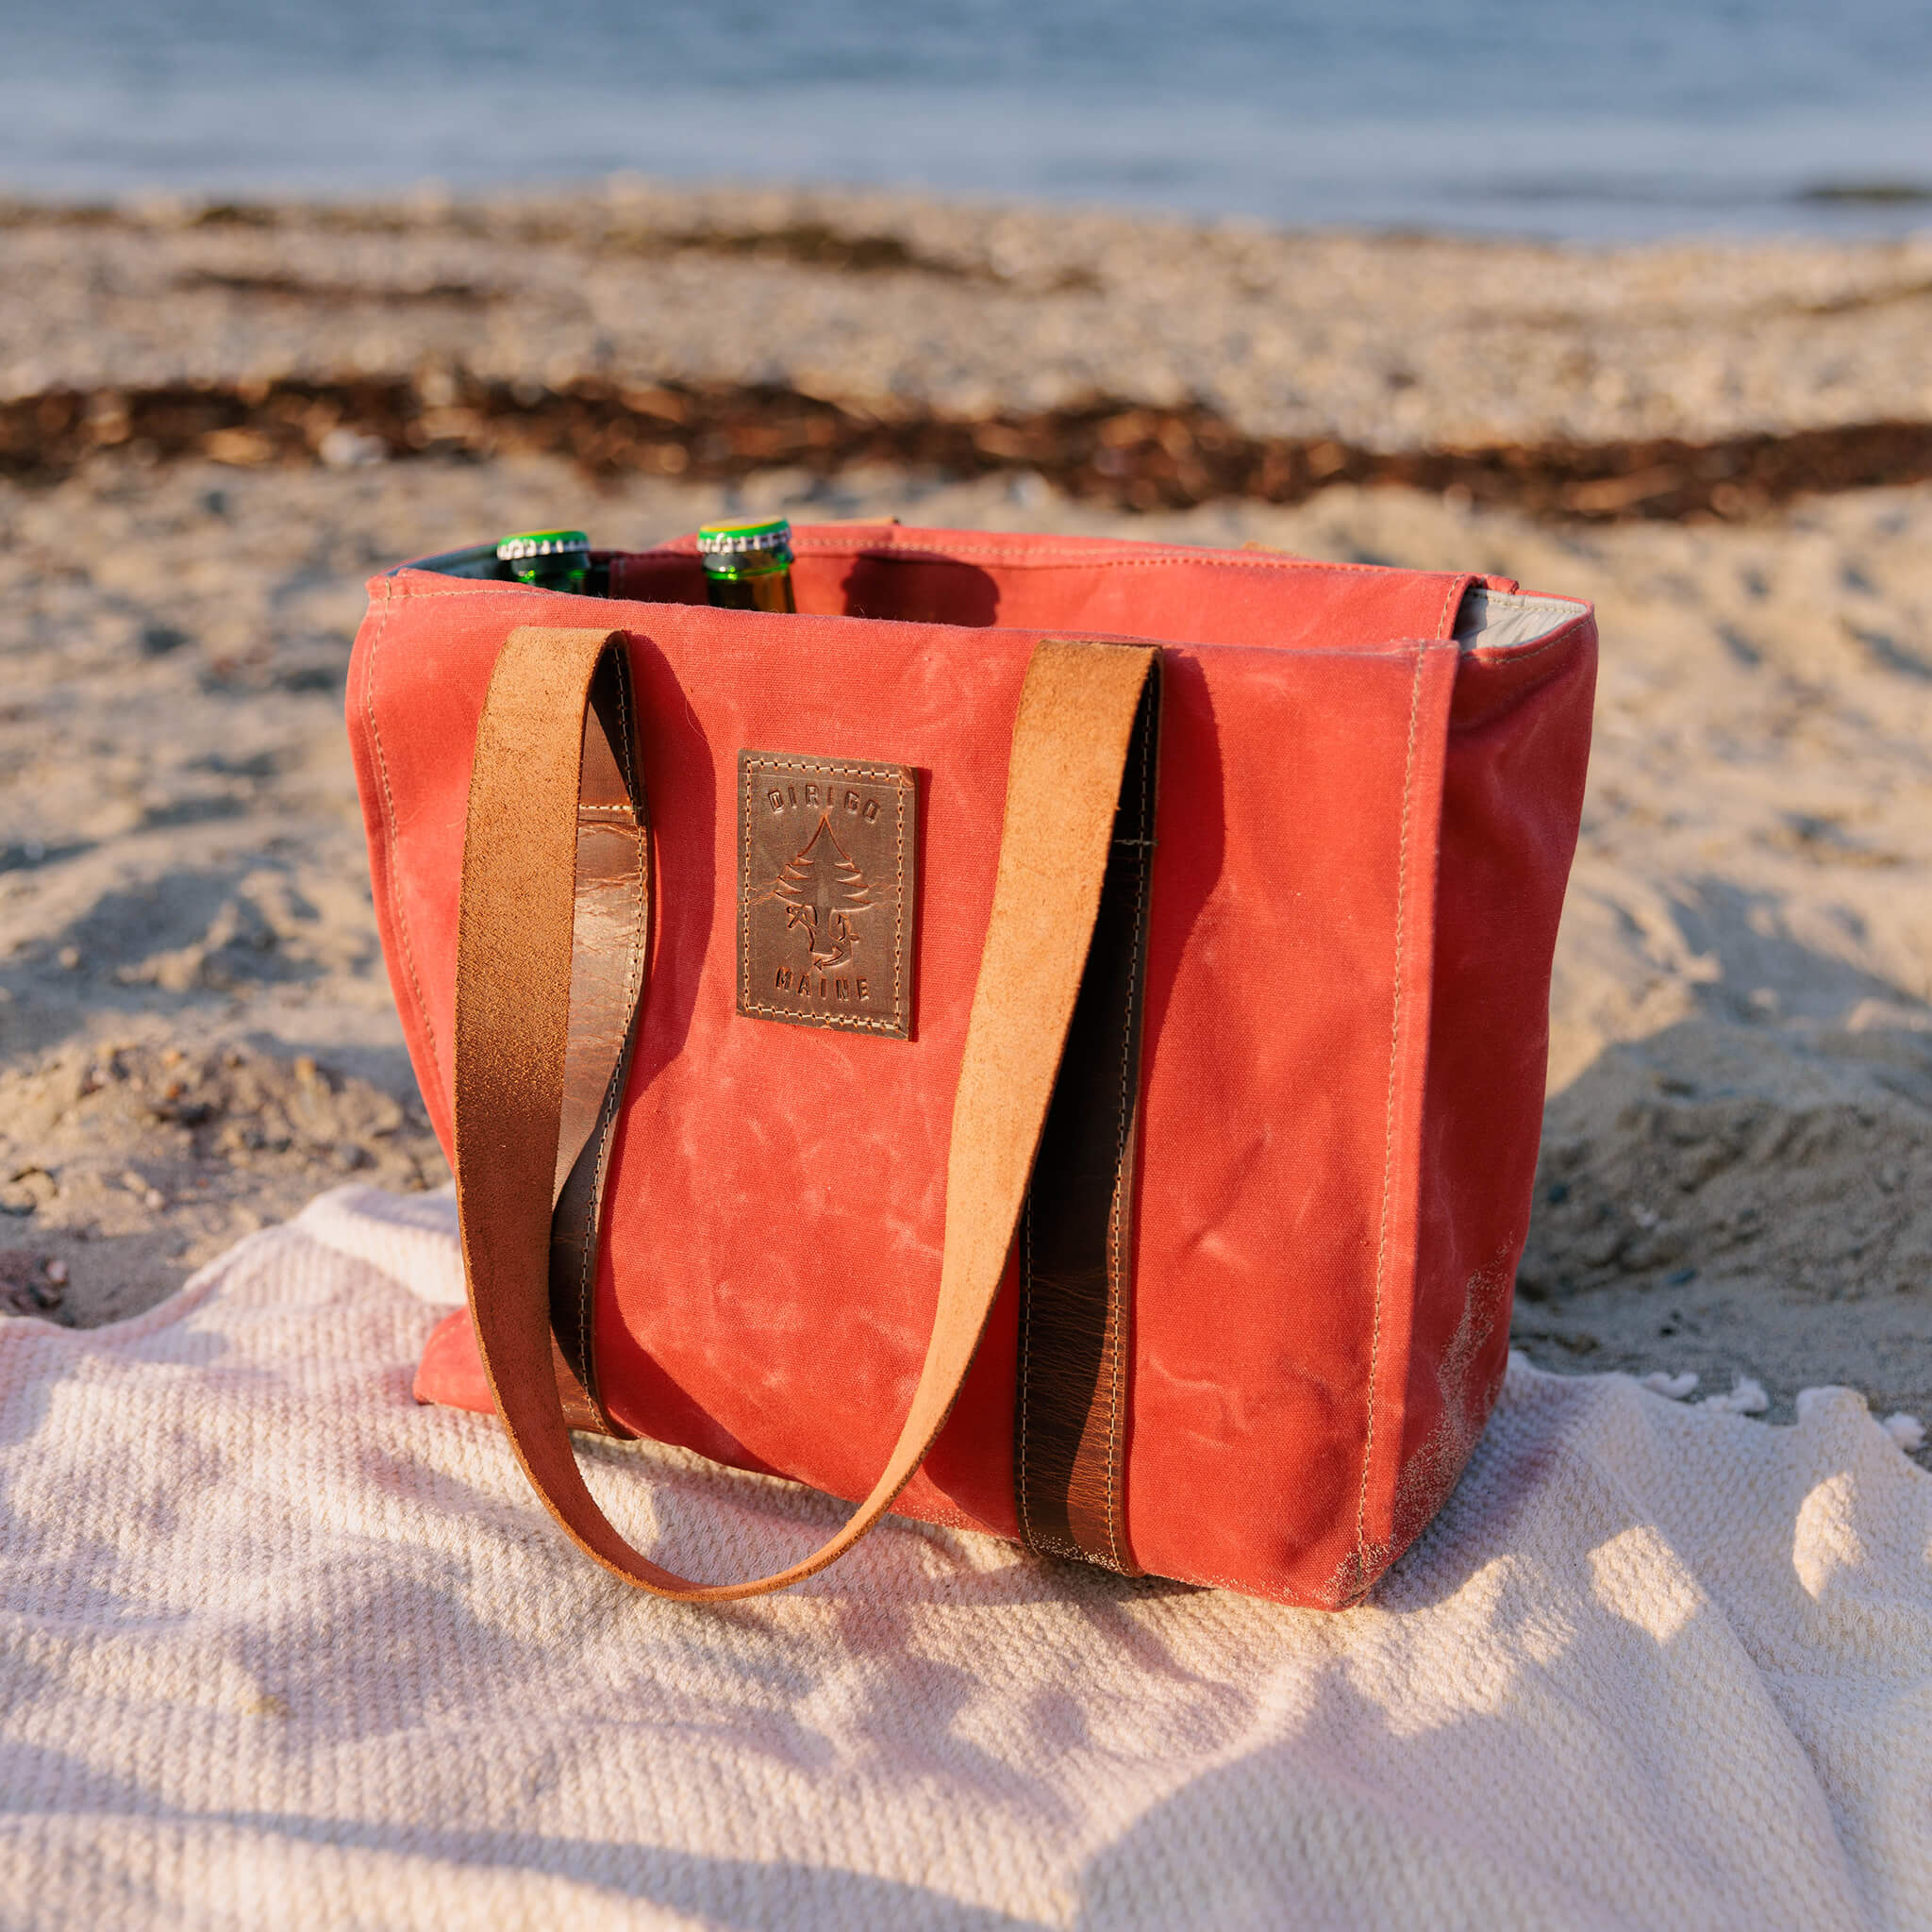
[453,624,1157,1600]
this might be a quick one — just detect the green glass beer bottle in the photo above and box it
[495,528,593,594]
[696,514,796,613]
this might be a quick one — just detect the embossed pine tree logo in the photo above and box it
[774,814,871,970]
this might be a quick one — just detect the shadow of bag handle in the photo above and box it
[452,623,1158,1601]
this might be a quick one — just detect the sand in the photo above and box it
[7,185,1932,446]
[2,192,1929,1448]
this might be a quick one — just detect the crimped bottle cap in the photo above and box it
[495,529,591,563]
[696,514,793,562]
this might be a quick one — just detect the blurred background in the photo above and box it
[2,0,1929,238]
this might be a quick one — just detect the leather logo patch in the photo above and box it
[738,752,916,1039]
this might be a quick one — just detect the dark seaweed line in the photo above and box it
[6,375,1932,522]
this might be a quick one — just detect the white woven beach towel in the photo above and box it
[2,1186,1927,1930]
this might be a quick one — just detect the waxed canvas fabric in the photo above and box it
[350,525,1596,1607]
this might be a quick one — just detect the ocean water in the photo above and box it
[2,0,1928,239]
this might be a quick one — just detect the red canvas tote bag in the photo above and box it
[349,523,1595,1607]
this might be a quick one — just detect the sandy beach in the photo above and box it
[2,189,1929,1441]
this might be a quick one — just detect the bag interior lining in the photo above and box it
[1453,588,1587,653]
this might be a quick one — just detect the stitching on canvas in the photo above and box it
[741,757,753,1016]
[625,541,1394,575]
[364,577,443,1091]
[391,584,1457,658]
[1353,644,1428,1582]
[386,581,1573,669]
[1103,690,1153,1574]
[1458,610,1593,670]
[383,584,552,600]
[783,541,1421,581]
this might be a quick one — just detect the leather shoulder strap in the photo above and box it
[454,624,1157,1600]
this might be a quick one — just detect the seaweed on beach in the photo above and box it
[6,373,1932,524]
